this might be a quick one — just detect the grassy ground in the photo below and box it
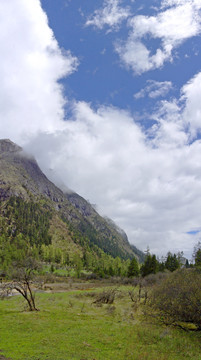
[0,285,200,360]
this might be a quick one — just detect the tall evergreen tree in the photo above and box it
[193,242,201,268]
[127,257,140,277]
[195,249,201,268]
[165,252,180,272]
[141,254,159,277]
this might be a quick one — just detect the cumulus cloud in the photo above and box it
[85,0,131,31]
[134,80,173,99]
[0,0,78,142]
[161,0,201,9]
[25,93,201,258]
[115,0,201,74]
[1,0,201,258]
[182,72,201,139]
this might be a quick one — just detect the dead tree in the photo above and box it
[1,257,41,311]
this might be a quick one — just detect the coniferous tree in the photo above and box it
[127,257,140,277]
[141,254,159,277]
[165,252,180,272]
[195,249,201,268]
[193,242,201,268]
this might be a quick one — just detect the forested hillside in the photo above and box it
[0,139,144,276]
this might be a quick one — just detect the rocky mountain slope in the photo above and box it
[0,139,144,261]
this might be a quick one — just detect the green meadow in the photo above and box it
[0,285,200,360]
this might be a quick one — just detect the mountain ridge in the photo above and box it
[0,139,144,262]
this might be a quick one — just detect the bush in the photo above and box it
[93,288,117,304]
[148,268,201,329]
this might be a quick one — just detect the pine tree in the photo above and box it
[127,257,140,277]
[165,252,180,272]
[141,254,159,277]
[195,249,201,268]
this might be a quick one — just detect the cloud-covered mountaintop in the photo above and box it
[0,138,139,260]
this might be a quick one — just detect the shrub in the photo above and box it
[148,268,201,329]
[93,288,117,304]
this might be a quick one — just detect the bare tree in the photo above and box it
[1,257,41,311]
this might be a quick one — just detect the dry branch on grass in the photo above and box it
[93,288,118,304]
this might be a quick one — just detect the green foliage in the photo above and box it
[148,268,201,329]
[66,218,130,260]
[38,243,129,278]
[73,253,83,278]
[1,196,189,281]
[165,252,180,272]
[127,257,140,277]
[141,254,159,277]
[0,233,33,271]
[140,251,183,277]
[0,197,53,270]
[194,242,201,268]
[0,197,52,246]
[195,249,201,268]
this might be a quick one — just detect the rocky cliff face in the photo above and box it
[0,139,143,260]
[0,139,22,153]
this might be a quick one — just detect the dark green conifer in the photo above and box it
[127,257,140,277]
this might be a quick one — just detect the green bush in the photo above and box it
[148,268,201,329]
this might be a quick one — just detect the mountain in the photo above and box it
[0,139,144,264]
[104,217,145,263]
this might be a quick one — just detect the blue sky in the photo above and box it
[1,0,201,258]
[41,0,201,116]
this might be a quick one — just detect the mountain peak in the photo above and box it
[0,139,144,260]
[0,139,22,154]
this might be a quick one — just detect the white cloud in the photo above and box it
[115,0,201,74]
[161,0,201,9]
[150,100,188,148]
[85,0,131,31]
[182,72,201,139]
[25,92,201,258]
[134,80,173,99]
[1,0,201,259]
[0,0,78,142]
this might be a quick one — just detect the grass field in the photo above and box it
[0,285,200,360]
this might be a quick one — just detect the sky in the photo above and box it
[1,0,201,258]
